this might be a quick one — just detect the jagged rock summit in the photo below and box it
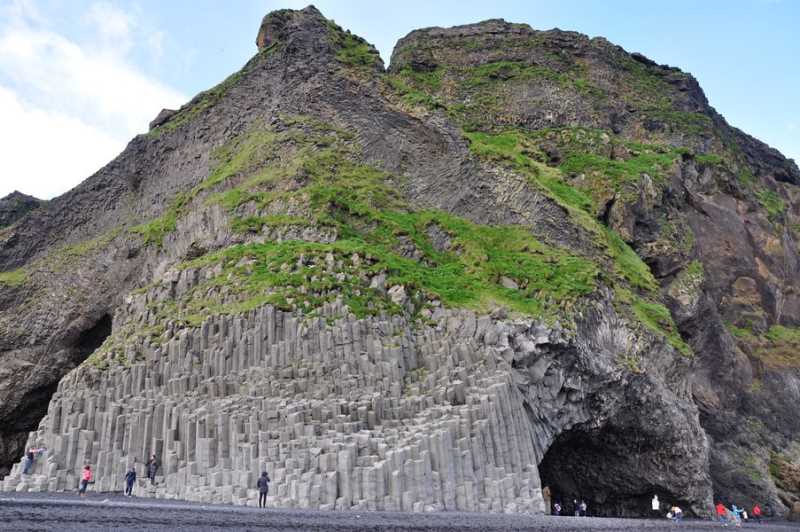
[0,191,42,229]
[1,5,799,517]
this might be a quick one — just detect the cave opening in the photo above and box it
[0,313,112,478]
[538,426,680,518]
[74,313,113,361]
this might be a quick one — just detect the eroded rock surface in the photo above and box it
[1,5,798,517]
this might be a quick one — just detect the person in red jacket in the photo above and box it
[752,503,762,523]
[716,502,729,524]
[78,464,93,497]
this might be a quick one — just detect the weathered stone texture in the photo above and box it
[2,280,709,513]
[3,304,545,511]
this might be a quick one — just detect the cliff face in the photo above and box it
[0,6,797,516]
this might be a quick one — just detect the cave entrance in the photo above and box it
[74,313,113,360]
[538,426,675,518]
[0,313,112,478]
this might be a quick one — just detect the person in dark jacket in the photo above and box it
[22,447,36,475]
[257,471,270,508]
[124,468,136,496]
[146,455,159,485]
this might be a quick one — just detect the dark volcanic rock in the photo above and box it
[0,6,798,520]
[0,191,42,228]
[149,109,177,130]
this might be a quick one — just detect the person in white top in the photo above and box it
[651,494,660,517]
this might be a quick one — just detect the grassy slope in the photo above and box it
[97,19,699,365]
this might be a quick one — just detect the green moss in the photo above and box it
[134,117,340,246]
[463,129,660,295]
[0,268,27,287]
[738,168,756,187]
[465,128,679,216]
[464,61,563,88]
[644,110,713,136]
[624,289,691,356]
[729,323,800,368]
[462,60,603,99]
[464,131,595,212]
[130,192,189,246]
[137,117,601,325]
[605,228,659,292]
[327,20,381,68]
[177,209,598,323]
[458,127,691,354]
[231,215,310,233]
[559,149,677,197]
[755,188,785,220]
[684,259,704,282]
[618,58,675,109]
[386,69,445,110]
[695,153,723,166]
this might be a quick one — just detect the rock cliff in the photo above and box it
[1,5,798,517]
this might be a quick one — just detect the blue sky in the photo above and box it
[1,0,797,199]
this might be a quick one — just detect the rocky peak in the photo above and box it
[0,191,42,229]
[254,5,382,71]
[255,5,328,50]
[389,18,710,119]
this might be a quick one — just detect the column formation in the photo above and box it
[3,297,556,514]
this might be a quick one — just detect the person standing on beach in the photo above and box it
[651,494,660,518]
[146,454,159,485]
[752,503,762,523]
[257,471,270,508]
[78,465,93,497]
[124,467,137,497]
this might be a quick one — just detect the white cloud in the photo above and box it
[0,1,187,200]
[0,86,123,199]
[83,1,136,55]
[147,30,166,61]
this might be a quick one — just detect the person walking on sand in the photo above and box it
[256,471,270,508]
[146,454,159,485]
[752,503,762,523]
[716,502,728,525]
[79,465,93,497]
[731,504,743,523]
[124,467,136,497]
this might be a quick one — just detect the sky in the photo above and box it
[0,0,797,200]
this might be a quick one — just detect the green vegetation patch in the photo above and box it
[386,59,604,126]
[0,268,28,287]
[136,117,601,326]
[174,210,599,322]
[386,68,445,110]
[729,324,800,369]
[130,192,190,247]
[463,127,692,354]
[327,20,382,69]
[755,188,786,220]
[631,296,691,356]
[695,153,723,166]
[644,110,713,136]
[466,128,680,215]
